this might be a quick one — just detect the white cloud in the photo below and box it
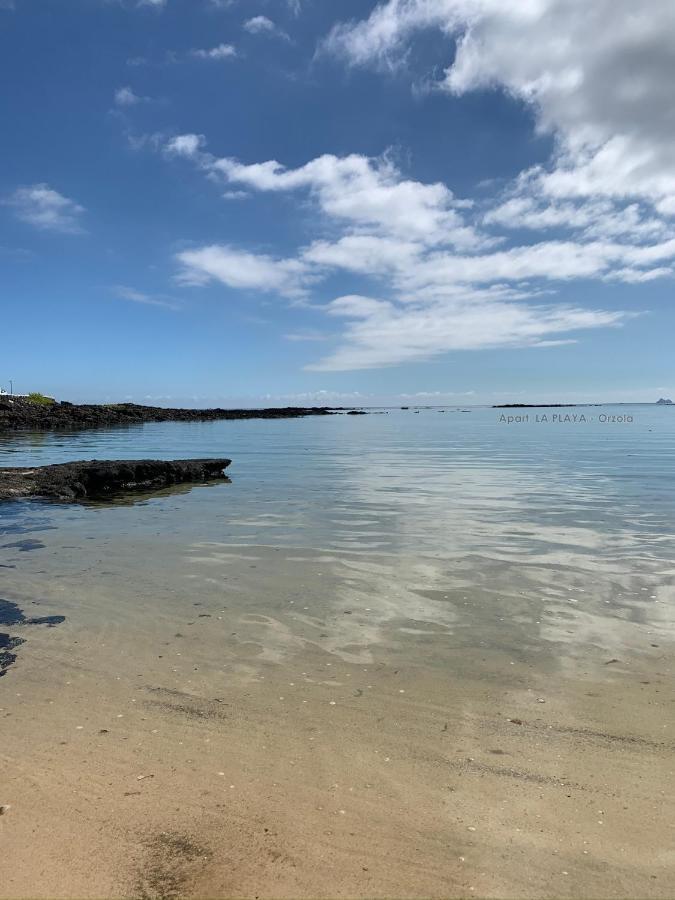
[138,0,166,8]
[175,244,313,298]
[484,196,671,243]
[114,86,145,107]
[113,286,179,310]
[5,184,85,234]
[244,15,274,33]
[176,141,485,249]
[303,234,423,275]
[165,133,206,158]
[243,15,290,39]
[605,267,672,284]
[399,238,675,293]
[309,294,625,371]
[190,43,237,61]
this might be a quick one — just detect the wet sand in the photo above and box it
[0,538,673,899]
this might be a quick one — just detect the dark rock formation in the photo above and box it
[0,398,336,431]
[0,599,65,678]
[0,633,24,677]
[0,458,231,502]
[493,403,578,408]
[656,398,673,405]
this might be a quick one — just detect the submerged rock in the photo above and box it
[0,599,65,677]
[0,458,232,502]
[0,598,65,627]
[0,633,25,677]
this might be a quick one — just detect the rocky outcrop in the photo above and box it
[0,458,231,502]
[0,398,336,431]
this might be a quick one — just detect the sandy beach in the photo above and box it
[1,536,672,899]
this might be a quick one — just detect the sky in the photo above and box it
[1,0,674,406]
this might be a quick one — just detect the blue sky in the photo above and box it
[1,0,674,405]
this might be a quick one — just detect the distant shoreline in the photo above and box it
[492,403,580,408]
[0,397,347,432]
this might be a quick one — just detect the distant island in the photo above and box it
[656,398,673,405]
[492,403,577,408]
[0,396,353,431]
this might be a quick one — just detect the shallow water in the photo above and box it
[1,406,674,898]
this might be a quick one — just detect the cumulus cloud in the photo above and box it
[244,15,274,33]
[175,245,313,298]
[190,43,237,61]
[243,15,289,39]
[114,86,146,107]
[5,184,85,234]
[165,134,206,158]
[324,0,675,219]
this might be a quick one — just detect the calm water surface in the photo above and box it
[1,406,673,547]
[2,404,674,666]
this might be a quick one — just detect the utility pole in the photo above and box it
[9,380,13,396]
